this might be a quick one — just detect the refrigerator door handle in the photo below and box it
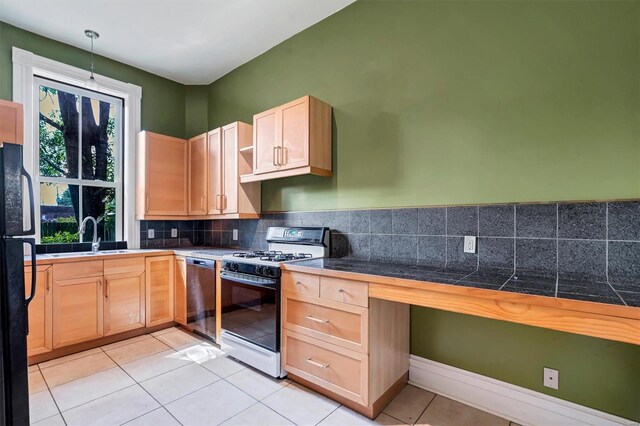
[23,238,37,307]
[21,166,36,235]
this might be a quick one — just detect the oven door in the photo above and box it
[220,271,280,353]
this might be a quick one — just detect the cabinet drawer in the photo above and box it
[320,276,368,307]
[53,260,103,281]
[104,256,145,276]
[283,329,368,406]
[282,271,319,297]
[283,293,368,353]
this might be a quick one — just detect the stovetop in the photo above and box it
[232,251,314,262]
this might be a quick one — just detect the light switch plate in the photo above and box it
[543,367,559,389]
[233,229,238,240]
[464,236,476,253]
[148,229,155,239]
[171,228,178,238]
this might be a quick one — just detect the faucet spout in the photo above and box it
[79,216,101,252]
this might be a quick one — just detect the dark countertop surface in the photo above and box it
[285,258,640,308]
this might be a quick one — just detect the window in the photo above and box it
[36,77,123,244]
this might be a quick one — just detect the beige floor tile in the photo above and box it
[174,340,224,362]
[100,333,153,351]
[222,402,294,425]
[416,396,509,426]
[29,370,48,395]
[155,329,203,349]
[262,383,340,426]
[29,390,59,424]
[319,406,380,425]
[120,348,193,382]
[104,336,170,364]
[140,363,220,405]
[50,367,135,411]
[124,407,181,425]
[375,413,406,425]
[151,326,180,337]
[38,347,102,369]
[40,351,116,388]
[383,385,435,424]
[165,380,256,425]
[198,353,246,377]
[32,413,66,426]
[29,364,39,373]
[61,385,159,426]
[226,367,289,400]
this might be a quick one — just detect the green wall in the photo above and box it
[0,22,186,138]
[185,85,209,138]
[206,0,640,420]
[208,0,640,212]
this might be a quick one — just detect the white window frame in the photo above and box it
[12,47,142,247]
[35,76,123,243]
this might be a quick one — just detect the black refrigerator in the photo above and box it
[0,142,37,425]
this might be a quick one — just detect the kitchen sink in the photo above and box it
[47,250,132,258]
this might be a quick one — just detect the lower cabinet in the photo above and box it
[104,258,146,336]
[174,256,187,325]
[25,265,52,357]
[52,276,104,348]
[281,271,410,418]
[145,255,175,327]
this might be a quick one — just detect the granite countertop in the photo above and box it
[170,247,245,260]
[29,246,245,263]
[286,258,640,308]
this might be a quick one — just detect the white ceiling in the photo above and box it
[0,0,355,84]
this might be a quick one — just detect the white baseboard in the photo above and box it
[408,355,637,426]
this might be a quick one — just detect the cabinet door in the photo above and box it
[25,265,52,356]
[221,123,238,214]
[0,99,24,145]
[206,128,222,214]
[188,133,208,215]
[104,273,145,336]
[145,256,175,327]
[279,96,309,170]
[174,257,187,325]
[52,277,104,348]
[144,132,188,216]
[253,107,279,174]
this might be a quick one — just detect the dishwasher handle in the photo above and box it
[186,257,216,269]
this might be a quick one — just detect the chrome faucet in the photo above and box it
[79,216,101,252]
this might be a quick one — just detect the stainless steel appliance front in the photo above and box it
[185,257,216,340]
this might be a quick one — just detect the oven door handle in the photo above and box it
[220,272,277,288]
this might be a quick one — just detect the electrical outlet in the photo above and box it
[233,229,238,241]
[171,228,178,238]
[543,367,559,389]
[148,229,155,239]
[464,236,476,253]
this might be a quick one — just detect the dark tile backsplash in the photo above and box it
[139,200,640,288]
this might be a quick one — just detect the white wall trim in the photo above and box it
[409,355,637,426]
[12,46,141,248]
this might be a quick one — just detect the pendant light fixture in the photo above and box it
[84,29,100,90]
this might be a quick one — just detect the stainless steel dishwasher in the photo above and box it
[185,257,216,340]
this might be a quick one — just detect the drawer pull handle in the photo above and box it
[338,288,345,293]
[306,315,329,324]
[306,358,329,369]
[295,281,304,286]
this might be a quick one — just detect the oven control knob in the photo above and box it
[228,262,238,272]
[264,267,273,277]
[255,265,263,275]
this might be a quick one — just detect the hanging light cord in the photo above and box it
[90,35,95,78]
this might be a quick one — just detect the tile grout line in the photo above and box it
[513,205,517,275]
[444,208,448,268]
[555,203,559,298]
[476,206,480,272]
[601,203,628,305]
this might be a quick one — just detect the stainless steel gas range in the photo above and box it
[219,227,330,378]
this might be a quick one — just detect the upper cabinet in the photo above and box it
[137,131,188,219]
[0,99,24,145]
[188,133,208,215]
[242,95,332,183]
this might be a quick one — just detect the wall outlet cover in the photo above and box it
[148,229,155,239]
[233,229,238,240]
[464,236,476,253]
[171,228,178,238]
[543,367,559,389]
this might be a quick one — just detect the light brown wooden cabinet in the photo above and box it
[206,122,260,218]
[136,131,188,219]
[103,258,146,336]
[174,256,187,325]
[281,271,409,419]
[188,133,208,215]
[25,265,52,357]
[244,95,332,182]
[145,256,175,327]
[0,99,24,146]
